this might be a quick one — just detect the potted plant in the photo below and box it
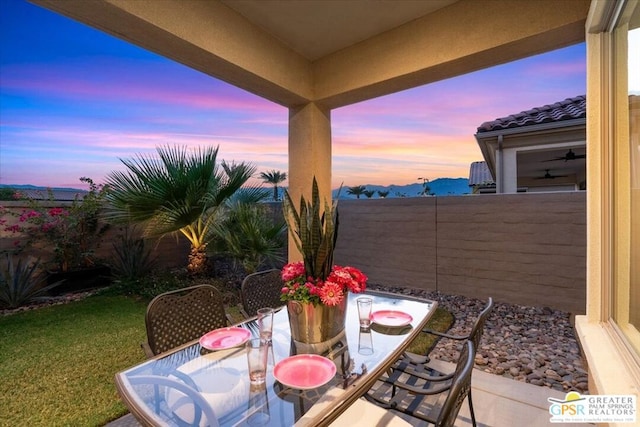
[281,177,367,343]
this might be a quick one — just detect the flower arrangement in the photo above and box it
[281,261,367,306]
[281,176,367,306]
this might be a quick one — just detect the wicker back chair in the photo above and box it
[240,269,284,318]
[142,284,229,357]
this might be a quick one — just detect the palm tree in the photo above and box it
[104,145,255,275]
[377,190,390,198]
[211,191,286,273]
[363,190,375,198]
[347,185,367,199]
[260,170,287,201]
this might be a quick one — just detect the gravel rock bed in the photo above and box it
[1,290,98,316]
[370,284,589,394]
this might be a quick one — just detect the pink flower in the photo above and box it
[5,224,21,233]
[41,223,56,232]
[319,280,344,306]
[306,280,319,295]
[19,210,40,222]
[48,207,68,217]
[281,261,305,282]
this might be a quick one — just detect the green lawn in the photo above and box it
[0,294,148,426]
[0,293,452,426]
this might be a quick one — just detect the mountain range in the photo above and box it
[333,178,470,199]
[0,178,471,200]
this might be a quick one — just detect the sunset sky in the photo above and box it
[0,0,586,190]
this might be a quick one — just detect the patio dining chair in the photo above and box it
[373,297,493,427]
[403,297,494,366]
[240,269,284,318]
[365,341,476,427]
[142,284,230,357]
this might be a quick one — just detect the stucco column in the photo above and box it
[287,102,332,262]
[502,148,519,193]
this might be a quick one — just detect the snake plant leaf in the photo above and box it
[282,177,339,280]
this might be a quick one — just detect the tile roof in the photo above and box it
[468,161,494,186]
[18,188,87,201]
[476,95,586,133]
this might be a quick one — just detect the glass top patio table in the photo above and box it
[115,290,437,427]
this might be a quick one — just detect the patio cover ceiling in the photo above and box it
[30,0,590,110]
[218,0,459,61]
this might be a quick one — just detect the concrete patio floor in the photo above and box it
[106,360,594,427]
[425,360,594,427]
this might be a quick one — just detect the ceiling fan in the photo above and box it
[535,169,569,180]
[542,149,586,162]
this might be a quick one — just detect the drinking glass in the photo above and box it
[358,328,374,355]
[246,382,270,426]
[257,307,274,342]
[357,297,372,329]
[246,338,268,383]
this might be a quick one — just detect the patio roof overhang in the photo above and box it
[30,0,590,109]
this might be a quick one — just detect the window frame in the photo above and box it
[578,0,640,394]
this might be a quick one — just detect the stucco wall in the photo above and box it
[333,192,586,314]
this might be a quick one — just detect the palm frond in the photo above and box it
[104,145,256,274]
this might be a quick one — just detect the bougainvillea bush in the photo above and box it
[0,177,109,272]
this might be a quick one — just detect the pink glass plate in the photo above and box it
[370,310,413,327]
[199,327,251,351]
[274,354,337,390]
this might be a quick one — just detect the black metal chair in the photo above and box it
[369,297,493,427]
[402,297,494,366]
[142,284,229,357]
[365,341,476,427]
[240,269,284,318]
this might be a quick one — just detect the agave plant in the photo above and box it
[109,226,158,282]
[282,177,339,280]
[0,254,62,309]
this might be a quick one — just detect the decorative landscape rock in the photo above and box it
[369,284,589,395]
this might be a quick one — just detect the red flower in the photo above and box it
[319,281,344,306]
[280,262,367,305]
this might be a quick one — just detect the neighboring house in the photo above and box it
[467,161,496,193]
[474,95,586,194]
[18,188,87,202]
[29,0,640,411]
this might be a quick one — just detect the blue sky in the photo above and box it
[0,0,586,189]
